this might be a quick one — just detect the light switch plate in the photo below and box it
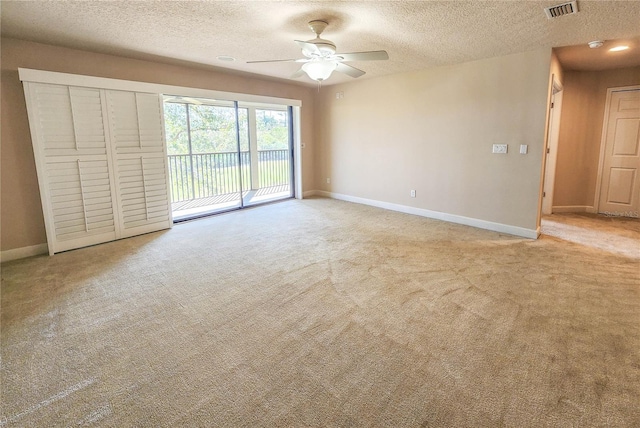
[492,144,508,154]
[520,144,528,154]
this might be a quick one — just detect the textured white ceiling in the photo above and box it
[2,1,639,86]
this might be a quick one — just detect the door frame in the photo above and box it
[593,85,640,212]
[541,76,564,215]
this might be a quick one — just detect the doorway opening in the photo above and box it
[163,96,294,220]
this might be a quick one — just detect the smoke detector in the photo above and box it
[588,40,604,49]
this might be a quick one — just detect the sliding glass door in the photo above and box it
[163,97,293,220]
[244,107,292,206]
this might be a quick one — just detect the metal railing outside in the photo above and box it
[258,149,290,189]
[167,149,290,203]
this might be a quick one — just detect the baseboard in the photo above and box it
[316,191,539,239]
[302,190,318,198]
[552,205,596,213]
[1,243,48,263]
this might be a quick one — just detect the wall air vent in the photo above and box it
[544,1,579,19]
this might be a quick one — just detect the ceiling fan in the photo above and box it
[247,20,389,83]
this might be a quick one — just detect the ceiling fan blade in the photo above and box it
[290,69,306,78]
[335,62,366,78]
[246,59,298,64]
[295,40,321,56]
[336,50,389,62]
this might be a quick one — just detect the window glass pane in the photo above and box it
[239,108,249,152]
[189,105,238,153]
[256,109,288,151]
[164,103,188,155]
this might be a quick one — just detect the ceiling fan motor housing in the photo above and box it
[307,38,336,56]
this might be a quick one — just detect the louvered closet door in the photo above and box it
[26,83,118,254]
[106,91,172,238]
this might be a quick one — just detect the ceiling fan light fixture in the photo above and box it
[609,45,629,52]
[302,60,337,81]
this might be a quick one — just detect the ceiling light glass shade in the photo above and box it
[302,60,337,81]
[609,45,629,52]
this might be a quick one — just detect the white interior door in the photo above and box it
[598,89,640,216]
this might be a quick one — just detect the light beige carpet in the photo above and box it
[541,212,640,260]
[2,198,639,427]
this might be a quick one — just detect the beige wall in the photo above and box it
[553,66,640,208]
[315,49,552,231]
[0,38,316,252]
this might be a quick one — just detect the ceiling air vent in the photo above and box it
[544,1,579,19]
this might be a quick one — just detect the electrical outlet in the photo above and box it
[326,178,331,184]
[492,144,508,154]
[520,144,528,154]
[410,190,416,198]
